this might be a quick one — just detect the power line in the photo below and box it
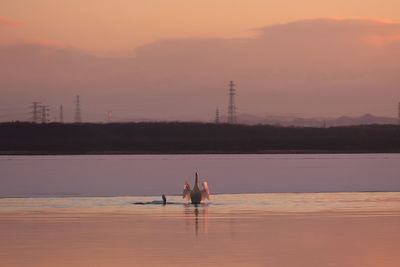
[0,112,30,120]
[0,106,29,112]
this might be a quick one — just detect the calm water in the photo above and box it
[1,192,400,214]
[1,154,400,197]
[1,154,400,267]
[1,193,400,267]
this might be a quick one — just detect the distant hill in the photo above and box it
[234,113,398,127]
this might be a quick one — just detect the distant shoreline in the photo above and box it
[0,150,400,156]
[1,122,399,155]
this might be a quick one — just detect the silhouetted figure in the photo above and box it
[133,194,167,205]
[183,172,210,204]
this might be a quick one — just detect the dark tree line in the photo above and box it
[0,122,399,154]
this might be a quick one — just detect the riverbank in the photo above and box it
[1,122,399,155]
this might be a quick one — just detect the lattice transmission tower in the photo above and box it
[59,105,64,123]
[31,102,41,123]
[74,95,82,123]
[39,105,50,123]
[215,108,220,124]
[227,81,237,124]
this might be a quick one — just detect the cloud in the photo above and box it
[26,38,67,48]
[0,16,24,27]
[366,35,400,46]
[257,18,400,42]
[1,18,400,121]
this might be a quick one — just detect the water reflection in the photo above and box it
[183,203,209,236]
[1,196,400,267]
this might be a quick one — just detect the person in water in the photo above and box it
[134,194,167,205]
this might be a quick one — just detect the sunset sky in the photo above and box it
[1,1,400,122]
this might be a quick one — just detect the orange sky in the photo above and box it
[1,1,400,121]
[1,0,400,53]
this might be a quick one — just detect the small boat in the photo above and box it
[183,172,210,204]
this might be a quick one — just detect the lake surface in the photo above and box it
[1,154,400,197]
[0,193,400,267]
[1,154,399,266]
